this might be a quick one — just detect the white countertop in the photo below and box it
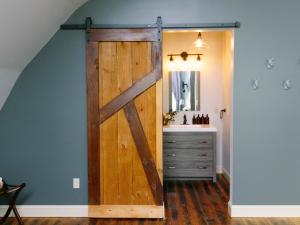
[163,124,217,132]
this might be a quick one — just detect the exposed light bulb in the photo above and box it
[195,32,204,48]
[168,61,174,71]
[196,55,201,61]
[194,32,208,49]
[168,55,175,71]
[181,60,188,70]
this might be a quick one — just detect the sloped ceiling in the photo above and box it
[0,0,87,110]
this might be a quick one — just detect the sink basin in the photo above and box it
[167,124,202,128]
[163,124,217,132]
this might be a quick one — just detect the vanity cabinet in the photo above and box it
[163,131,216,182]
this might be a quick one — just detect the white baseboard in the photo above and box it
[2,204,300,218]
[222,168,230,182]
[216,166,223,174]
[0,205,88,217]
[229,203,300,217]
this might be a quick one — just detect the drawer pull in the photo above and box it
[199,154,207,157]
[167,140,176,143]
[200,141,208,144]
[167,153,176,157]
[168,166,176,169]
[198,166,208,169]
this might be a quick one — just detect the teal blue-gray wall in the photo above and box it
[1,0,300,205]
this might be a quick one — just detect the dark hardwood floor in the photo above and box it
[4,175,300,225]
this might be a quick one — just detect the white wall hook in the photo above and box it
[265,58,275,70]
[251,79,259,90]
[283,80,292,90]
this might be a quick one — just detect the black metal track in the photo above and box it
[60,17,240,30]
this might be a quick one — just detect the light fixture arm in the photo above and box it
[168,52,203,61]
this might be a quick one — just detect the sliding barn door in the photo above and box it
[87,28,163,218]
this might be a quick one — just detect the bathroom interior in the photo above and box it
[162,29,234,188]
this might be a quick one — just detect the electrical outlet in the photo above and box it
[73,178,80,189]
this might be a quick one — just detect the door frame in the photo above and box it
[161,27,236,212]
[83,17,239,218]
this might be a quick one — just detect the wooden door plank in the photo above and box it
[99,42,119,204]
[132,42,154,204]
[116,42,134,204]
[87,41,100,205]
[123,101,163,206]
[131,42,152,82]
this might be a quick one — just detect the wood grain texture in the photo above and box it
[115,42,133,205]
[5,176,300,224]
[163,132,216,181]
[86,41,100,205]
[87,28,163,216]
[131,41,157,205]
[89,29,158,42]
[124,101,163,206]
[99,41,161,125]
[156,79,163,182]
[99,42,119,204]
[89,205,164,218]
[99,65,160,124]
[98,41,162,206]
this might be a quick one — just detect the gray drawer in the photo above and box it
[163,132,213,149]
[164,149,213,162]
[164,162,213,178]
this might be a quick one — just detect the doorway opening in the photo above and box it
[162,29,234,217]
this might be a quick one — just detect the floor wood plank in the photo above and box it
[4,175,300,225]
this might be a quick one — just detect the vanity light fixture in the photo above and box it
[168,52,203,62]
[181,52,189,61]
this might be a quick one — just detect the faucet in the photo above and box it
[183,114,188,125]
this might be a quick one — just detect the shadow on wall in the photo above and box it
[0,30,88,204]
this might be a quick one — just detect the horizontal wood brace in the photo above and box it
[89,28,159,42]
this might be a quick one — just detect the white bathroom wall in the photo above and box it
[163,31,231,173]
[222,31,234,178]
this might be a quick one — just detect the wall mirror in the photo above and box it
[169,71,200,111]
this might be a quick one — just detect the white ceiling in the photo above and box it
[0,0,88,109]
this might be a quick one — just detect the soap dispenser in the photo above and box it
[200,114,205,124]
[205,114,210,124]
[183,114,187,125]
[196,114,201,124]
[192,115,196,124]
